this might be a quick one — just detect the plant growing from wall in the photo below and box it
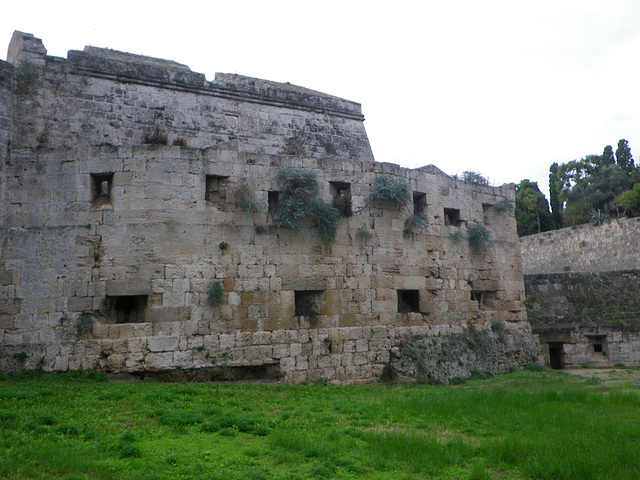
[207,281,224,306]
[75,315,93,335]
[369,175,410,206]
[15,60,41,103]
[494,199,515,212]
[403,214,428,238]
[467,223,492,254]
[142,127,168,145]
[355,227,372,241]
[462,171,489,186]
[449,230,465,243]
[273,167,340,242]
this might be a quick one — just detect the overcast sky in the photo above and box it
[3,1,639,197]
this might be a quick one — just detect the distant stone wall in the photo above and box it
[522,227,640,367]
[520,217,640,274]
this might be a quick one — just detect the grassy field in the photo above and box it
[0,367,639,480]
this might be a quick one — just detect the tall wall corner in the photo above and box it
[7,31,47,66]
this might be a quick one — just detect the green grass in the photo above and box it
[0,369,639,479]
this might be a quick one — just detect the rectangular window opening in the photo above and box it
[444,208,461,226]
[105,295,148,324]
[295,290,323,318]
[482,204,492,225]
[205,175,229,208]
[588,335,607,355]
[268,191,280,215]
[330,181,352,217]
[91,173,113,210]
[471,290,497,310]
[398,289,420,313]
[413,192,427,216]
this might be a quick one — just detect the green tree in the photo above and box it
[548,162,563,229]
[600,145,615,168]
[615,139,634,174]
[615,183,640,217]
[515,180,553,236]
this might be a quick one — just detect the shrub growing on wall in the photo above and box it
[467,223,491,254]
[369,175,410,206]
[273,167,340,242]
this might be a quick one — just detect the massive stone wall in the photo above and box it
[520,216,640,274]
[521,220,640,368]
[0,32,536,382]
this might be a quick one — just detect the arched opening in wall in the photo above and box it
[548,342,564,369]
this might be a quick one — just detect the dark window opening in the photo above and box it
[471,291,484,309]
[398,290,420,313]
[205,175,229,207]
[413,192,427,216]
[548,342,564,369]
[444,208,461,226]
[471,290,497,310]
[91,173,113,210]
[588,335,607,355]
[268,191,280,215]
[106,295,148,323]
[482,204,492,225]
[330,182,352,217]
[295,290,322,318]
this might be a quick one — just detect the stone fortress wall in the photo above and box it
[520,217,640,368]
[0,32,537,383]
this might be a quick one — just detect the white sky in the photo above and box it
[3,0,640,197]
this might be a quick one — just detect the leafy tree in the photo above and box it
[515,180,553,236]
[563,200,593,226]
[548,162,563,229]
[600,145,615,168]
[615,183,640,217]
[615,139,634,174]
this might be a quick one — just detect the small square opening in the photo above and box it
[471,290,497,310]
[330,182,352,217]
[205,175,229,207]
[588,335,607,355]
[91,173,113,210]
[413,192,427,216]
[295,290,323,318]
[444,208,461,226]
[106,295,148,323]
[398,290,420,313]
